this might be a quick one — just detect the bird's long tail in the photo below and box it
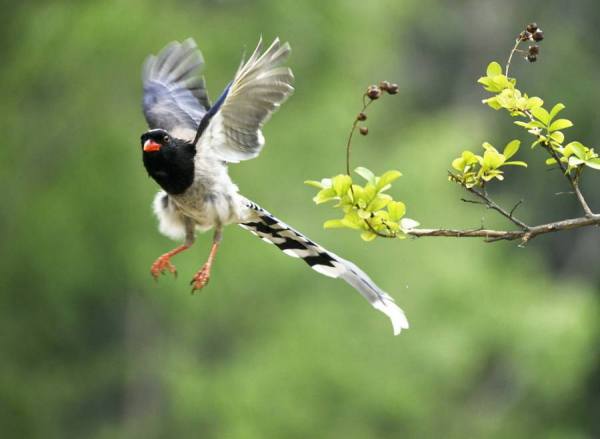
[239,199,409,335]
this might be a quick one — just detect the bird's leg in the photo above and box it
[150,219,196,280]
[190,227,223,293]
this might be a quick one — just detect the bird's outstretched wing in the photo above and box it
[142,38,210,132]
[198,38,294,163]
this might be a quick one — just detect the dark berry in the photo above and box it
[359,126,369,135]
[526,22,538,33]
[532,29,544,41]
[387,83,399,94]
[526,54,537,63]
[366,85,381,100]
[528,45,540,55]
[378,80,391,91]
[357,112,367,121]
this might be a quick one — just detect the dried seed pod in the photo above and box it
[387,83,399,94]
[532,29,544,42]
[357,112,367,121]
[526,54,537,63]
[359,126,369,135]
[366,85,381,100]
[528,45,540,55]
[526,22,538,33]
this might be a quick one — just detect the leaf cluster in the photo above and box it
[451,140,527,188]
[305,168,418,241]
[480,61,600,175]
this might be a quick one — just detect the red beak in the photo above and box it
[143,139,161,152]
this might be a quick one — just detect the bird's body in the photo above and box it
[140,37,409,334]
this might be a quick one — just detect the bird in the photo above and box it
[140,37,409,335]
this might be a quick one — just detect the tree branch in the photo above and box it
[407,214,600,244]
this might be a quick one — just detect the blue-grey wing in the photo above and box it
[142,38,210,131]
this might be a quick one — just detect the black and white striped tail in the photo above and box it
[239,200,409,335]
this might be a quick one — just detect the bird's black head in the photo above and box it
[141,129,196,195]
[141,128,172,153]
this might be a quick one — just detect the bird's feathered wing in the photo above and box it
[142,38,211,131]
[198,38,294,163]
[240,200,409,335]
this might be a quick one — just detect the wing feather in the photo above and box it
[142,38,210,132]
[198,37,294,163]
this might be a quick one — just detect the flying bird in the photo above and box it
[140,37,409,335]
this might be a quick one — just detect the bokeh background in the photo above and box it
[2,0,600,438]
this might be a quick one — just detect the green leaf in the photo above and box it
[545,158,558,165]
[323,219,346,229]
[452,157,465,172]
[526,96,544,109]
[565,141,587,160]
[549,103,566,120]
[482,97,503,110]
[584,158,600,170]
[483,149,505,169]
[360,231,377,242]
[304,180,324,189]
[313,187,337,204]
[354,167,375,183]
[549,119,573,132]
[531,107,550,125]
[357,209,371,219]
[503,161,528,167]
[387,201,406,222]
[486,61,503,77]
[503,139,521,160]
[332,174,352,196]
[368,195,391,211]
[376,170,402,190]
[550,131,565,145]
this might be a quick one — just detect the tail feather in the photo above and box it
[240,200,409,335]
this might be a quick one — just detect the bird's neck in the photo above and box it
[143,142,196,195]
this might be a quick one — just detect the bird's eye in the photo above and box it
[163,135,170,143]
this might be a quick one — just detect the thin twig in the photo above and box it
[466,186,530,229]
[509,199,524,218]
[505,38,522,76]
[345,98,373,175]
[520,109,595,217]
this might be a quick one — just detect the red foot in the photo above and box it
[150,254,178,279]
[190,264,211,293]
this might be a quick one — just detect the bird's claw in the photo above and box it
[190,264,211,293]
[150,255,178,280]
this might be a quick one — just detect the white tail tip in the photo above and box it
[372,298,410,335]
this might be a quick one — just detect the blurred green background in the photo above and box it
[2,0,600,438]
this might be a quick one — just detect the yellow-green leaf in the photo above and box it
[360,231,377,242]
[332,174,352,196]
[549,103,566,120]
[313,187,337,204]
[503,139,521,160]
[531,107,550,125]
[486,61,503,77]
[387,201,406,222]
[377,170,402,190]
[354,167,375,183]
[549,119,573,132]
[304,180,324,189]
[504,161,528,167]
